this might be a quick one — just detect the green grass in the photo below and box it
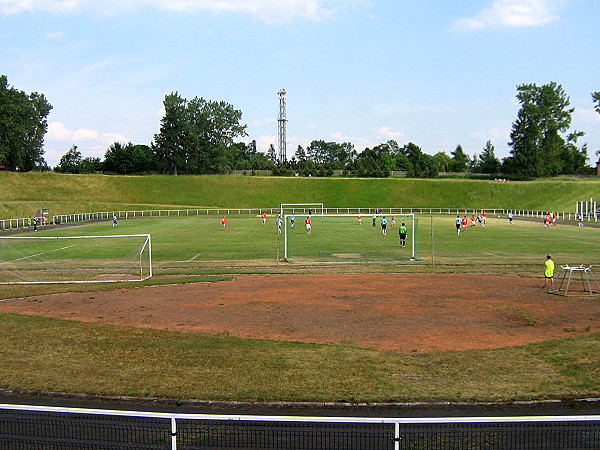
[4,214,598,276]
[1,313,600,402]
[2,172,600,219]
[2,172,600,403]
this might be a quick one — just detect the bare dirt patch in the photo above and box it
[1,273,599,353]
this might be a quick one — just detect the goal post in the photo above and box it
[284,213,419,264]
[0,234,152,284]
[280,203,324,217]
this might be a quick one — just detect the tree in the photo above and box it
[432,152,452,172]
[152,92,189,175]
[305,140,354,169]
[450,144,469,172]
[401,142,438,178]
[560,131,588,174]
[79,156,102,173]
[186,97,247,173]
[476,141,501,174]
[54,146,102,173]
[0,75,52,171]
[152,92,247,174]
[350,142,395,177]
[267,144,277,162]
[54,146,83,173]
[592,92,600,114]
[294,145,307,162]
[104,142,154,174]
[507,82,576,177]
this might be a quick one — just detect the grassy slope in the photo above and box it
[2,172,600,218]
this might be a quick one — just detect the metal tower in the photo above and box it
[277,89,287,163]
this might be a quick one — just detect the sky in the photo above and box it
[1,0,599,168]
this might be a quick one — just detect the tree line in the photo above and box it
[2,74,599,178]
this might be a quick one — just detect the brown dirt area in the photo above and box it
[1,273,599,354]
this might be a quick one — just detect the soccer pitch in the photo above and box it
[6,214,600,273]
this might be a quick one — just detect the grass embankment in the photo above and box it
[1,172,599,218]
[1,313,599,403]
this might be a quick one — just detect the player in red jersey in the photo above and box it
[221,216,227,231]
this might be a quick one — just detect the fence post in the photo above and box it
[171,417,178,450]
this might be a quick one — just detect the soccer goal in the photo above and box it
[280,203,324,217]
[0,234,152,284]
[284,213,419,264]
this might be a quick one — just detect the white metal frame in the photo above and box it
[549,264,600,296]
[0,234,152,285]
[1,403,599,450]
[283,213,416,263]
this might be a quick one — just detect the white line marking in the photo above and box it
[174,253,203,263]
[483,252,507,258]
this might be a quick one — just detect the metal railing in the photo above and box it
[0,207,596,232]
[1,404,600,449]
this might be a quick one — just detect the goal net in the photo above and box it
[280,203,324,217]
[284,214,419,264]
[0,234,152,284]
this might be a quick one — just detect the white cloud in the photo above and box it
[455,0,561,31]
[45,122,129,165]
[0,0,71,15]
[256,135,276,153]
[375,126,405,140]
[574,108,600,124]
[46,122,72,141]
[47,121,127,146]
[330,131,374,152]
[469,127,510,141]
[0,0,363,23]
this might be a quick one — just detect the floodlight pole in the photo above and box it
[277,89,287,163]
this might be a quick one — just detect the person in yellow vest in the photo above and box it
[544,254,555,289]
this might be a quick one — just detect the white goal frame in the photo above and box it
[283,213,417,263]
[280,203,324,217]
[0,234,152,285]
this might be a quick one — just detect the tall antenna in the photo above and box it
[277,89,287,163]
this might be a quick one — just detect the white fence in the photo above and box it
[0,207,595,232]
[1,403,600,449]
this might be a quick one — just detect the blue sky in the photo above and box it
[2,0,599,167]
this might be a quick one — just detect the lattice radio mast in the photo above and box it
[277,89,287,163]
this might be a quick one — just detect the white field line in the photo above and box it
[482,252,508,258]
[174,253,203,263]
[0,245,75,265]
